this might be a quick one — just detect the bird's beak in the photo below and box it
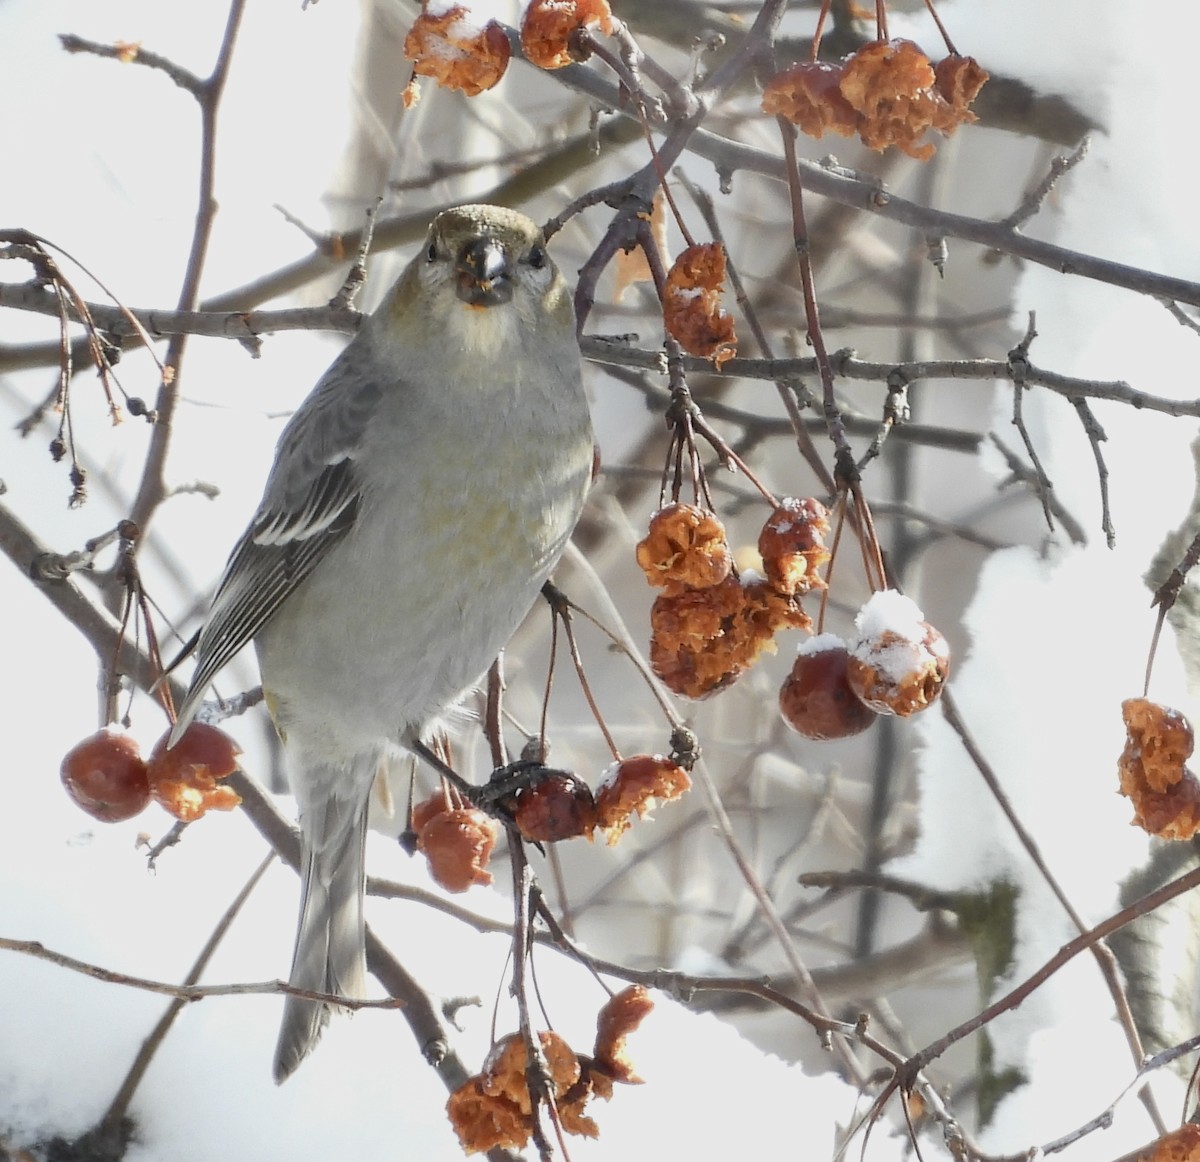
[455,237,513,307]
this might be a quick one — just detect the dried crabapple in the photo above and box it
[839,39,934,120]
[780,634,879,740]
[60,727,150,823]
[482,1030,580,1113]
[412,792,499,891]
[1120,697,1194,792]
[934,54,989,112]
[1118,698,1200,840]
[447,1029,589,1152]
[845,590,949,716]
[403,5,511,97]
[662,242,737,366]
[636,503,732,594]
[649,573,743,648]
[739,579,812,646]
[650,630,744,700]
[593,984,653,1084]
[1133,1124,1200,1162]
[649,576,751,700]
[509,771,597,842]
[594,754,691,845]
[757,497,831,596]
[446,1075,528,1154]
[147,722,242,822]
[521,0,614,71]
[761,60,859,139]
[649,574,811,699]
[556,1081,602,1139]
[839,38,940,159]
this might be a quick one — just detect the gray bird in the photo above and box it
[170,203,594,1081]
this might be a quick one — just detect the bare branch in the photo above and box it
[1003,136,1090,229]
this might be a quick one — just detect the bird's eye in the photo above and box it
[426,240,439,263]
[526,244,547,270]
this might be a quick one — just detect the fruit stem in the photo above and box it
[810,0,833,61]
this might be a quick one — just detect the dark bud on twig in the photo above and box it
[98,334,122,367]
[69,465,88,508]
[926,236,948,278]
[669,724,700,770]
[567,25,594,64]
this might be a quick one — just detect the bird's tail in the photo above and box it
[273,785,370,1084]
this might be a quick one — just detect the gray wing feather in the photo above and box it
[172,345,385,733]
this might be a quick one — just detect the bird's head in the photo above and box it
[384,204,573,353]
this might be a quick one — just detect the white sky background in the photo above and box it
[2,0,1200,1159]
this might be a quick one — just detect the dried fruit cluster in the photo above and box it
[762,40,988,160]
[639,500,828,699]
[60,723,241,824]
[662,243,737,366]
[506,755,692,847]
[1118,698,1200,840]
[780,590,950,739]
[413,756,691,893]
[412,788,500,892]
[403,0,616,98]
[447,985,652,1153]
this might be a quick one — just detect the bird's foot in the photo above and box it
[472,758,573,809]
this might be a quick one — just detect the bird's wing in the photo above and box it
[172,347,385,731]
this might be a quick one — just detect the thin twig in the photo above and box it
[988,433,1086,545]
[127,0,248,542]
[96,852,275,1142]
[778,117,857,488]
[939,688,1165,1131]
[1071,395,1115,548]
[5,282,1200,419]
[59,34,204,95]
[1159,297,1200,337]
[0,935,401,1007]
[1003,137,1090,230]
[1006,313,1057,534]
[674,167,836,495]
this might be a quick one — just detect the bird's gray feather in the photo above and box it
[172,345,384,736]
